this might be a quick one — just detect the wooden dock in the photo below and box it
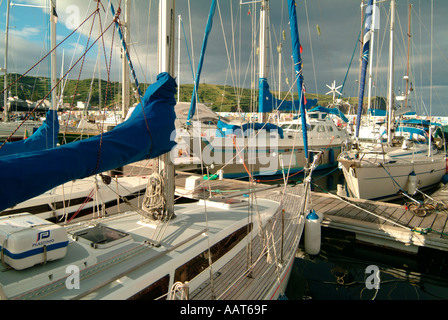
[172,171,448,254]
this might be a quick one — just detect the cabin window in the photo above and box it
[317,125,325,133]
[174,223,253,283]
[128,275,170,300]
[327,126,334,132]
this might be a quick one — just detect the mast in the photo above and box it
[177,14,181,103]
[355,0,373,139]
[158,0,176,216]
[258,0,269,123]
[3,0,11,122]
[50,0,57,111]
[122,0,131,120]
[387,0,395,144]
[405,4,411,109]
[287,0,308,167]
[367,0,377,111]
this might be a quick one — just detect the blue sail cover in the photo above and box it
[355,0,374,138]
[287,0,308,159]
[368,109,387,117]
[309,106,349,123]
[187,0,217,125]
[242,122,284,139]
[398,119,442,127]
[0,108,59,157]
[216,120,284,139]
[259,78,317,112]
[0,72,177,212]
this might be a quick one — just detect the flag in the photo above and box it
[302,84,307,105]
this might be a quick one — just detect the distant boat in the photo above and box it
[182,0,350,179]
[338,0,446,202]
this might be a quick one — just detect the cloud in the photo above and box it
[10,26,41,38]
[2,0,447,115]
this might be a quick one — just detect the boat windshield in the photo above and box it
[281,123,302,132]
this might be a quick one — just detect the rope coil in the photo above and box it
[141,172,167,221]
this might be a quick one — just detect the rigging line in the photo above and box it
[60,1,96,127]
[338,28,362,100]
[0,8,99,98]
[411,3,448,68]
[187,0,196,73]
[295,186,414,232]
[180,17,196,81]
[0,19,116,151]
[69,9,98,119]
[144,0,153,84]
[216,0,239,98]
[91,13,118,176]
[110,2,142,98]
[304,0,318,94]
[66,188,96,224]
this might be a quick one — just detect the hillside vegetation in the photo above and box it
[1,74,385,114]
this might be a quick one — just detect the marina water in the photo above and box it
[260,168,448,300]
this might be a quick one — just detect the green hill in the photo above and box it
[1,73,383,114]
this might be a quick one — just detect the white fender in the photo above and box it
[406,171,417,195]
[304,209,321,256]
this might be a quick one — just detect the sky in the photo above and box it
[0,0,447,116]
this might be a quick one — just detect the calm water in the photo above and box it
[286,228,448,300]
[260,168,448,300]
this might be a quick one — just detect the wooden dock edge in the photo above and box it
[314,191,448,254]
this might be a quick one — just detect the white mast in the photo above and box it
[158,0,176,215]
[387,0,395,144]
[50,0,57,111]
[3,0,11,122]
[177,14,181,103]
[258,0,269,123]
[122,0,131,120]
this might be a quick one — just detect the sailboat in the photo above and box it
[0,0,308,300]
[180,0,350,179]
[338,0,446,202]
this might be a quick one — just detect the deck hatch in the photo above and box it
[72,225,131,249]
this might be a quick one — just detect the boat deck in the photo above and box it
[189,184,304,300]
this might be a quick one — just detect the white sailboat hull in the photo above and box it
[339,152,446,201]
[181,130,349,178]
[2,176,148,221]
[0,196,303,300]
